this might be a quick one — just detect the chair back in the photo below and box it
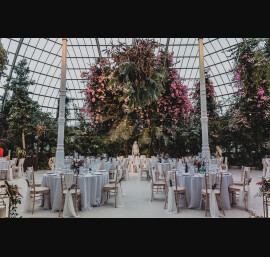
[204,172,223,195]
[162,168,168,184]
[100,161,105,170]
[26,167,37,193]
[157,163,163,178]
[19,158,25,169]
[150,168,159,183]
[112,169,119,188]
[166,171,177,189]
[240,166,245,182]
[60,173,79,195]
[117,166,122,182]
[243,167,250,191]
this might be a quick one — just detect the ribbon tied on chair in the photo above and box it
[63,173,79,218]
[165,171,177,213]
[209,173,221,218]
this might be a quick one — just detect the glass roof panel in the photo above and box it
[0,38,248,124]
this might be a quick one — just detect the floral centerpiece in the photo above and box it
[4,180,23,218]
[71,159,84,174]
[193,158,202,172]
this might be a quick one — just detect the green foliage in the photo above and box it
[0,42,8,78]
[4,180,22,218]
[16,147,26,158]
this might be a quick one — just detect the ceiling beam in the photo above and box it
[165,38,170,51]
[95,38,102,59]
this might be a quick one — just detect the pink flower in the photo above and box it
[171,93,175,98]
[258,89,264,96]
[92,98,96,102]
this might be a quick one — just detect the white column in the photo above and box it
[55,38,67,168]
[198,38,211,161]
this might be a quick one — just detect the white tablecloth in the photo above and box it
[175,172,234,210]
[41,172,109,212]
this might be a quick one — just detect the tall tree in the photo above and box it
[0,42,8,78]
[5,59,39,150]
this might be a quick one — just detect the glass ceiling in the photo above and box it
[0,38,244,126]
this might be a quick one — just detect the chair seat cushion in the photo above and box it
[173,186,186,192]
[201,189,220,195]
[153,181,165,185]
[63,189,81,195]
[12,166,19,171]
[229,185,246,191]
[233,180,243,185]
[103,183,117,189]
[141,168,149,172]
[30,186,50,194]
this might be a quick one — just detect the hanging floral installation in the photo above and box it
[80,39,193,156]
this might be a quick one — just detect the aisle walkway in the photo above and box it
[7,168,264,218]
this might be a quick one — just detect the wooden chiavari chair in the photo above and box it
[101,169,119,208]
[165,171,188,213]
[233,166,245,186]
[0,159,16,180]
[59,172,81,217]
[12,158,25,178]
[140,159,150,181]
[26,167,50,214]
[201,172,225,216]
[150,167,166,202]
[228,167,250,210]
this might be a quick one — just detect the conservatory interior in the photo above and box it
[0,38,269,218]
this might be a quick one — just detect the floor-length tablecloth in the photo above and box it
[41,172,109,212]
[175,172,234,210]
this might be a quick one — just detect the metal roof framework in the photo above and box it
[0,38,244,126]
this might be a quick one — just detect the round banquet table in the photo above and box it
[0,161,9,179]
[41,172,109,212]
[174,172,234,210]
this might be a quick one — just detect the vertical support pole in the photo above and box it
[198,38,211,160]
[55,38,67,168]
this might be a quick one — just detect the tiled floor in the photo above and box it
[0,168,264,218]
